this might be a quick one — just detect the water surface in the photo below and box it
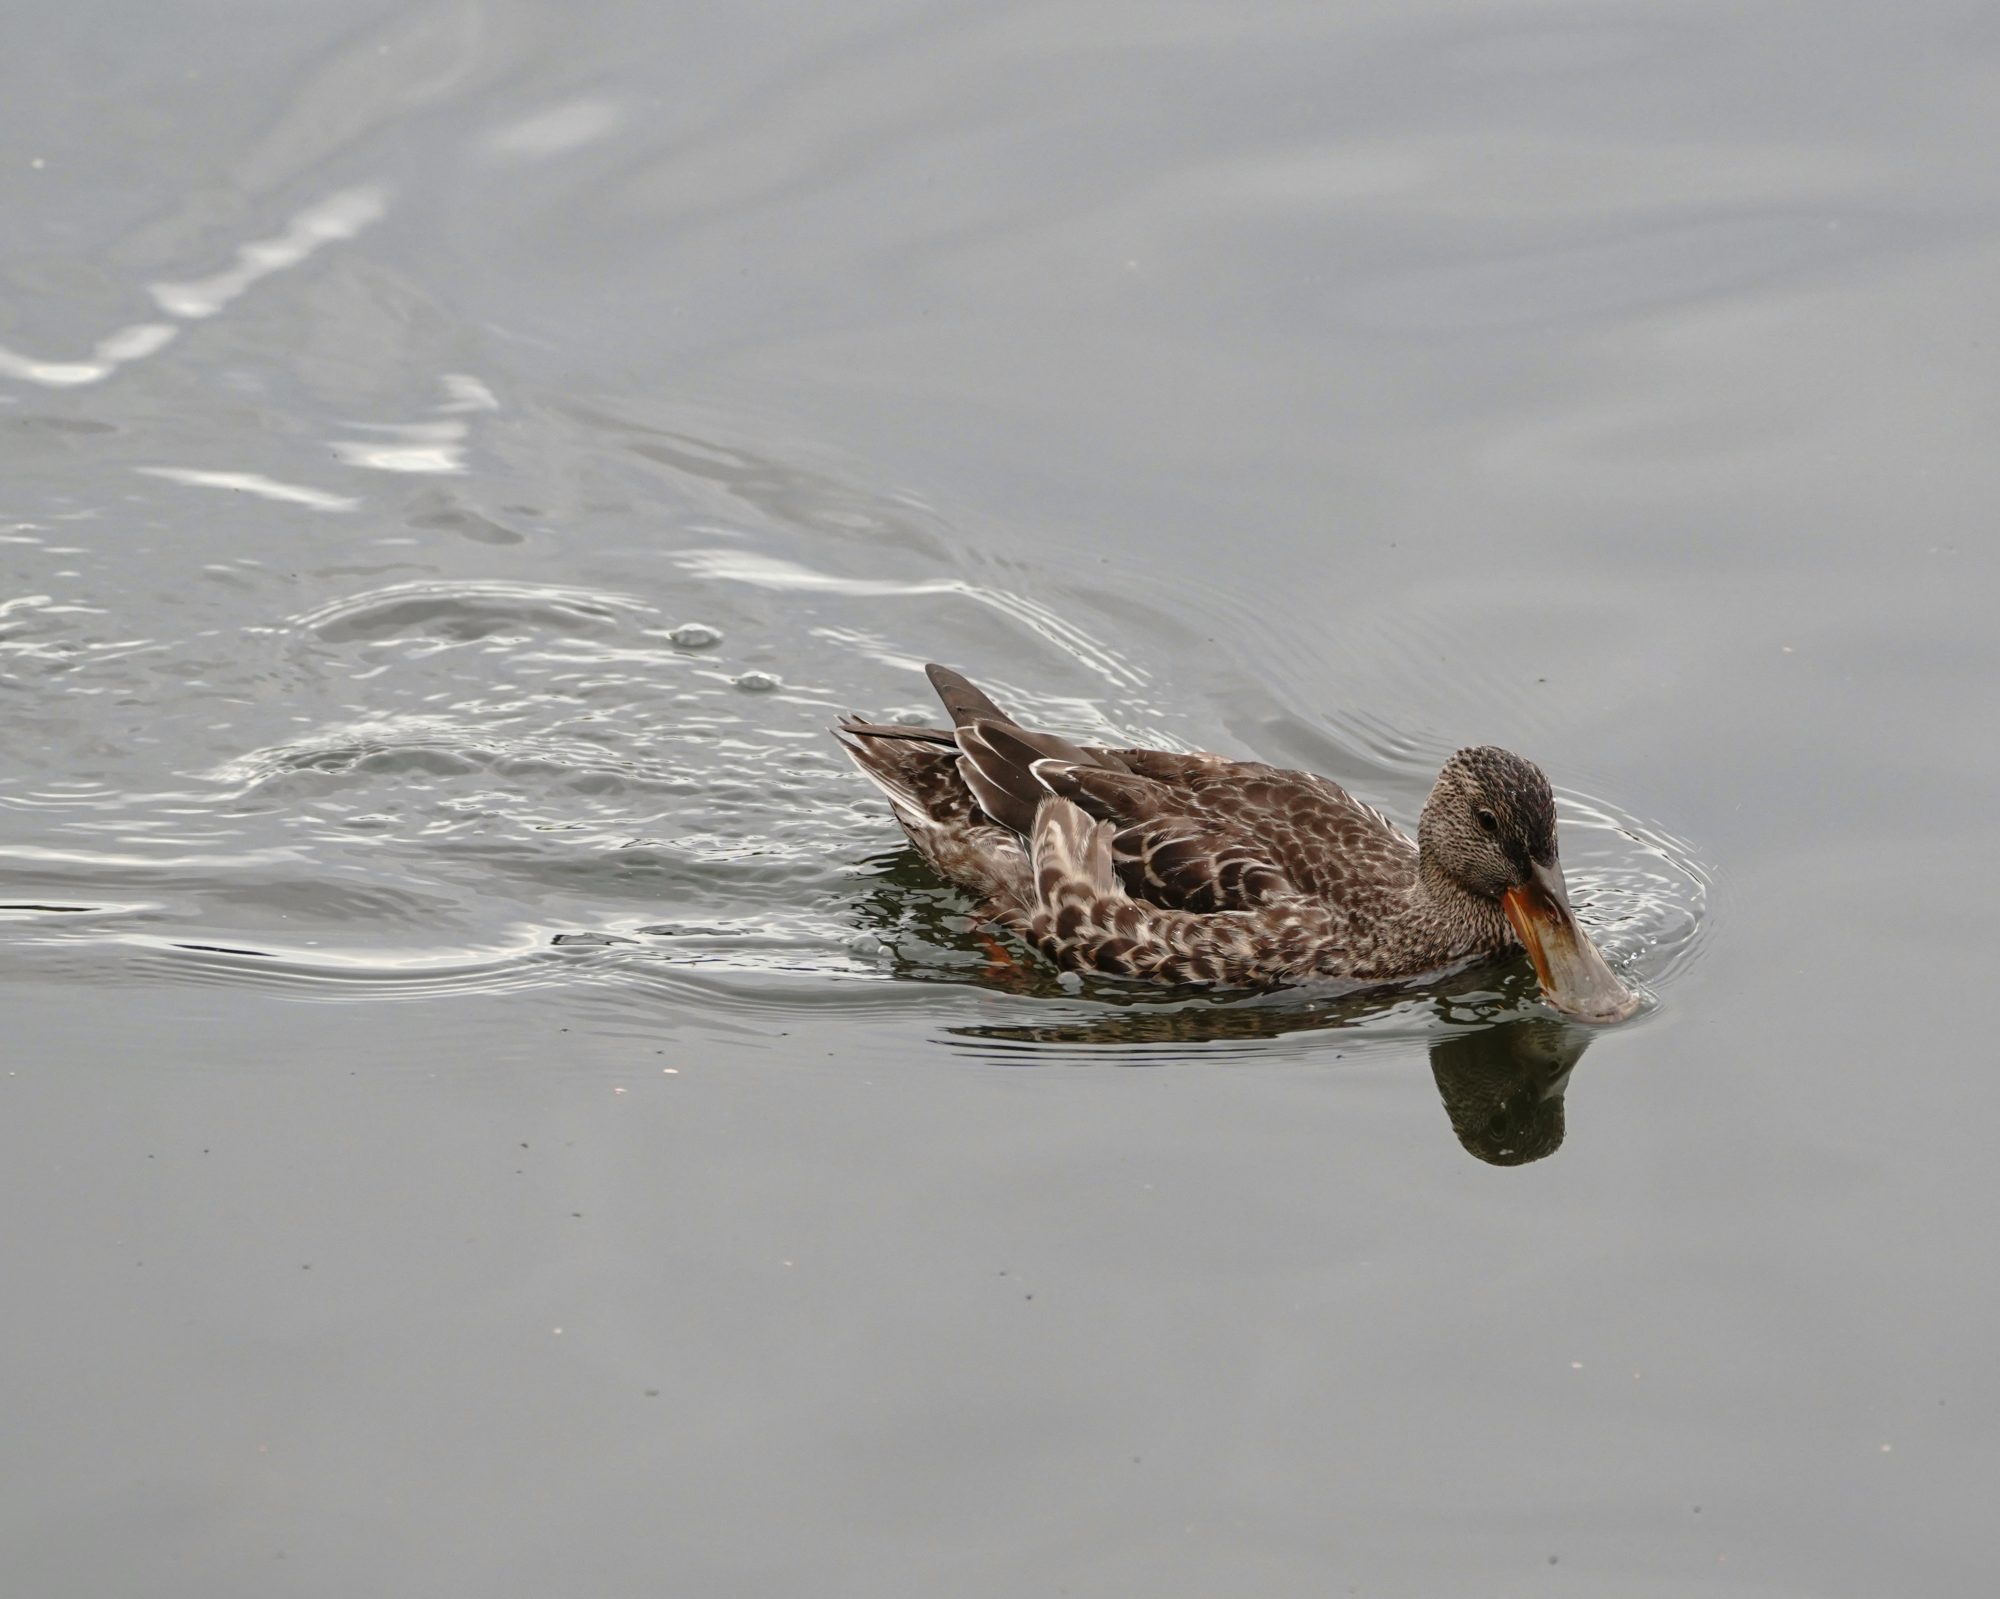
[4,3,1997,1594]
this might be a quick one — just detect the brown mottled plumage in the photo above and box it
[835,664,1638,1022]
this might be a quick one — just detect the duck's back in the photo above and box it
[1084,747,1419,911]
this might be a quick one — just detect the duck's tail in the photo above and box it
[921,663,1130,838]
[832,715,952,829]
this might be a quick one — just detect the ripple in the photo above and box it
[112,933,562,1002]
[0,899,153,921]
[672,548,1145,690]
[205,720,652,799]
[404,489,526,545]
[1554,796,1711,992]
[0,405,1706,1062]
[296,580,648,643]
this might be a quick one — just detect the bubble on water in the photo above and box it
[891,708,932,725]
[734,670,780,692]
[666,622,722,648]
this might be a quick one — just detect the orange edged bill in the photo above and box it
[1501,859,1640,1024]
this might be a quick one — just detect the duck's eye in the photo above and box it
[1476,808,1500,834]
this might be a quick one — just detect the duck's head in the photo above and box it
[1420,746,1639,1024]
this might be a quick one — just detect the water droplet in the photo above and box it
[667,622,722,648]
[734,670,780,692]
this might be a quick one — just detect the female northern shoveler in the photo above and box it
[836,664,1639,1024]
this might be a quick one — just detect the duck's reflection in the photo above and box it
[1427,1018,1581,1165]
[856,850,1599,1167]
[949,1005,1590,1167]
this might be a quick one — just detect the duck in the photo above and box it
[835,664,1639,1024]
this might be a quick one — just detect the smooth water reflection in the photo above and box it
[938,963,1595,1168]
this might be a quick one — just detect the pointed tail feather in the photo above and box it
[835,714,956,747]
[835,732,930,827]
[926,663,1016,729]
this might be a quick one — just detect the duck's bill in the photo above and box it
[1501,860,1639,1025]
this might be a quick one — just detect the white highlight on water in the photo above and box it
[0,186,389,389]
[134,468,359,513]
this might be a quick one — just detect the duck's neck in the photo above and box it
[1402,858,1513,961]
[1297,865,1510,984]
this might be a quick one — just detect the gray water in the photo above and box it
[4,3,1997,1594]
